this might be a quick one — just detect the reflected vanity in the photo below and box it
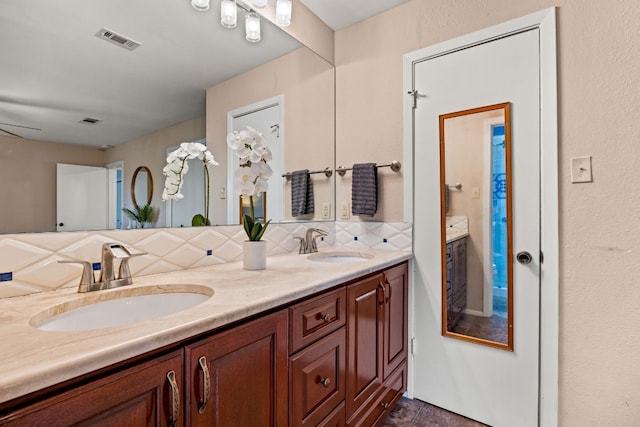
[439,102,514,350]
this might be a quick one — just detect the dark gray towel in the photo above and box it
[351,163,377,216]
[291,170,314,216]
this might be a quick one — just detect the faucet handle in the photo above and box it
[294,237,305,254]
[58,260,95,290]
[117,251,147,282]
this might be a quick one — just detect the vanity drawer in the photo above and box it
[290,288,346,354]
[290,327,346,426]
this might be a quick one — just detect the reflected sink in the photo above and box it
[307,251,374,263]
[31,284,213,332]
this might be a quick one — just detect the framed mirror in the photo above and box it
[131,166,153,208]
[0,0,334,234]
[440,102,513,350]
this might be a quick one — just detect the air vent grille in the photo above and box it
[95,27,141,51]
[79,117,102,125]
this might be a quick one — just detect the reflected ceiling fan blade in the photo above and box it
[0,127,23,138]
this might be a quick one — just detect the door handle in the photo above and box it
[516,251,533,265]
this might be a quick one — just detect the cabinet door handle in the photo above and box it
[197,356,211,414]
[378,282,386,306]
[380,401,390,410]
[166,370,180,427]
[384,279,391,303]
[320,377,331,388]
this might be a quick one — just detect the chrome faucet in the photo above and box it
[295,228,328,254]
[59,242,146,293]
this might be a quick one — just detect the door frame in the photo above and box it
[402,8,558,426]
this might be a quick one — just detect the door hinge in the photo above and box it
[410,337,416,355]
[540,250,544,264]
[407,90,418,109]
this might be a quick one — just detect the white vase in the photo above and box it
[242,240,267,270]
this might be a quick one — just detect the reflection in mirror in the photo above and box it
[131,166,153,208]
[440,102,513,350]
[0,0,334,234]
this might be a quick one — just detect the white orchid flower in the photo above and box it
[162,141,217,202]
[234,167,257,196]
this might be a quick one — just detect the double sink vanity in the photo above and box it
[0,248,411,426]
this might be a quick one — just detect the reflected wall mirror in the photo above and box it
[440,102,514,350]
[0,0,335,234]
[131,166,153,208]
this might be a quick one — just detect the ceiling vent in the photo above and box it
[79,117,102,125]
[95,27,141,51]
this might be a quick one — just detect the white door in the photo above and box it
[56,163,109,231]
[227,98,283,224]
[411,30,541,426]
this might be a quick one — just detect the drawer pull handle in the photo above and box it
[320,377,331,388]
[381,401,390,410]
[198,356,211,414]
[166,370,180,427]
[322,313,331,323]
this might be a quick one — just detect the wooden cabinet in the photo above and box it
[446,237,467,329]
[185,310,288,427]
[0,350,184,427]
[346,263,409,426]
[1,261,409,427]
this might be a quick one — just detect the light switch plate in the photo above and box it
[340,202,350,219]
[322,203,331,219]
[471,187,480,199]
[570,156,593,183]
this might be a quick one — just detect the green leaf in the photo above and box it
[191,214,210,227]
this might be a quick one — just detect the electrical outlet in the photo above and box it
[322,203,331,219]
[340,202,350,219]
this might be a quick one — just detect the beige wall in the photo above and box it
[335,0,640,425]
[0,135,106,233]
[105,117,206,228]
[206,46,335,225]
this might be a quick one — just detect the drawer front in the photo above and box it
[347,360,407,427]
[290,288,346,354]
[317,401,346,427]
[290,327,346,427]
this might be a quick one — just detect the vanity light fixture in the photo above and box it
[220,0,238,28]
[191,0,210,11]
[245,12,261,42]
[251,0,268,8]
[275,0,292,27]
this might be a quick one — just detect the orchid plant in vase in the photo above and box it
[227,126,273,241]
[162,142,218,226]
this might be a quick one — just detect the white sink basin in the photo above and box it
[307,251,374,263]
[31,284,213,331]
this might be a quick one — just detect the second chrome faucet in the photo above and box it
[295,228,328,254]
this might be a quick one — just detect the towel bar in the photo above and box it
[282,167,333,180]
[336,160,401,176]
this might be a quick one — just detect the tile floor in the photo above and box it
[381,397,488,427]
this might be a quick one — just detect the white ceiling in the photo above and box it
[300,0,408,30]
[0,0,406,148]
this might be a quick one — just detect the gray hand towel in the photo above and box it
[291,170,314,216]
[351,163,377,216]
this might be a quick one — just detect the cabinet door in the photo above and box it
[185,310,288,427]
[0,350,184,427]
[382,263,408,380]
[346,273,385,419]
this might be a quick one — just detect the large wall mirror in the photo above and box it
[440,102,513,351]
[0,0,335,234]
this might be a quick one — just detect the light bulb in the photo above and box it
[245,12,261,43]
[191,0,210,11]
[276,0,291,27]
[220,0,237,28]
[251,0,268,8]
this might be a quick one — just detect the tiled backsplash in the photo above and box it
[0,221,412,298]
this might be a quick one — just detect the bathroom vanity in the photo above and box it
[445,236,467,329]
[0,251,410,426]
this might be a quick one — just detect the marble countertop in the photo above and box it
[0,249,411,404]
[446,228,469,243]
